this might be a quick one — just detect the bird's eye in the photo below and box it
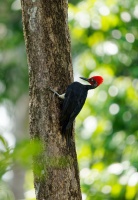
[91,79,96,83]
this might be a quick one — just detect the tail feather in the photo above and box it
[62,124,73,148]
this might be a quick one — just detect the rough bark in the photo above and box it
[21,0,82,200]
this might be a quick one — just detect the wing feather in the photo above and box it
[60,82,88,147]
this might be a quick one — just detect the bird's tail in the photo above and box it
[62,124,73,148]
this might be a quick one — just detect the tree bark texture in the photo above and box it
[21,1,82,200]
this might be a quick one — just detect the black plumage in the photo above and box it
[60,82,97,146]
[49,75,103,147]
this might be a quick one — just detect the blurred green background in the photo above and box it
[0,0,138,199]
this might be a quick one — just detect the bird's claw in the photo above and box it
[49,87,55,93]
[49,87,59,97]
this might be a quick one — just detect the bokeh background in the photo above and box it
[0,0,138,199]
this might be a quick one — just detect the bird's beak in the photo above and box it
[80,77,89,82]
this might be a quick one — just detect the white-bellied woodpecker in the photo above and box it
[50,76,103,147]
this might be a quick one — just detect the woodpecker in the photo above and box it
[50,76,103,147]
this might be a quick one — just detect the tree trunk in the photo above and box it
[21,1,82,199]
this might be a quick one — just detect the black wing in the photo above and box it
[61,82,88,145]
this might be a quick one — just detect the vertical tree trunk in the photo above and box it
[21,1,82,199]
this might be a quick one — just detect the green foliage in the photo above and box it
[0,0,28,102]
[0,136,14,200]
[0,136,12,179]
[0,184,14,200]
[13,139,43,169]
[0,0,138,199]
[68,0,138,199]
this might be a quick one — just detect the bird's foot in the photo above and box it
[49,87,65,99]
[49,87,60,97]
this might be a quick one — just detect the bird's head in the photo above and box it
[80,76,103,87]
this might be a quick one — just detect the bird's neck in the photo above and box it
[85,84,97,90]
